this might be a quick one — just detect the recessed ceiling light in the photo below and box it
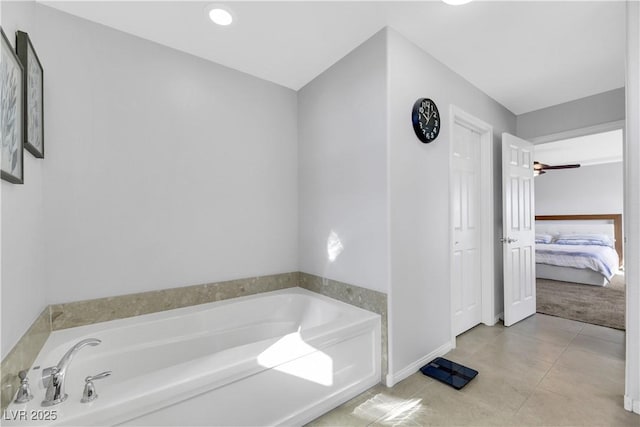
[442,0,473,5]
[208,6,233,26]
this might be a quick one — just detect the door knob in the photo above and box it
[500,237,518,243]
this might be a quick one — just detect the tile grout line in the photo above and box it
[513,327,582,415]
[577,324,627,345]
[327,318,608,425]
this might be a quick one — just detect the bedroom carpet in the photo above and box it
[536,273,625,330]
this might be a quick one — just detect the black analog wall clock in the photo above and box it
[412,98,440,143]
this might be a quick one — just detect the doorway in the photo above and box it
[531,123,625,330]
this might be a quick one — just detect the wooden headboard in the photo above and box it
[535,214,623,266]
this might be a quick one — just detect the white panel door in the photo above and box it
[452,123,482,336]
[502,133,536,327]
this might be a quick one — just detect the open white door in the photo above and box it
[502,133,536,327]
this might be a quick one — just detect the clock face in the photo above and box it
[412,98,440,143]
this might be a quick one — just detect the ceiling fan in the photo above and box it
[533,161,580,176]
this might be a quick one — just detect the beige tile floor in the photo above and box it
[307,314,640,426]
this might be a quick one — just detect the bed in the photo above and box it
[535,214,622,287]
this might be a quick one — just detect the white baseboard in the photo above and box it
[384,341,453,387]
[624,394,640,414]
[483,313,503,326]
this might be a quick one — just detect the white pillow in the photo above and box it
[554,233,614,248]
[535,233,553,244]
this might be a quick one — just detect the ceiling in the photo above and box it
[38,1,626,115]
[535,129,623,166]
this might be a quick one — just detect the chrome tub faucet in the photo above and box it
[41,338,101,407]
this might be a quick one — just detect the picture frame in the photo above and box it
[16,30,44,159]
[1,27,24,184]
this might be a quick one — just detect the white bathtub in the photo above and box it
[4,288,381,426]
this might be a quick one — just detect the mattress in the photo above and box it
[535,243,619,282]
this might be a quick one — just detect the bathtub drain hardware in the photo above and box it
[81,371,112,403]
[419,357,478,390]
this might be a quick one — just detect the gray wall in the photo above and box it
[297,30,389,293]
[38,5,298,303]
[535,162,623,216]
[297,27,519,382]
[2,2,299,355]
[386,28,517,379]
[623,0,639,410]
[1,1,47,359]
[517,88,625,140]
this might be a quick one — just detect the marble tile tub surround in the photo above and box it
[50,272,299,330]
[299,272,388,379]
[0,308,52,411]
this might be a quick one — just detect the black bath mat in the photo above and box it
[419,357,478,390]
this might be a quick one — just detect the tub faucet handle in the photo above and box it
[14,370,34,404]
[81,371,111,403]
[42,338,101,406]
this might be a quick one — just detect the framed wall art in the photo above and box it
[16,30,44,158]
[1,27,24,184]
